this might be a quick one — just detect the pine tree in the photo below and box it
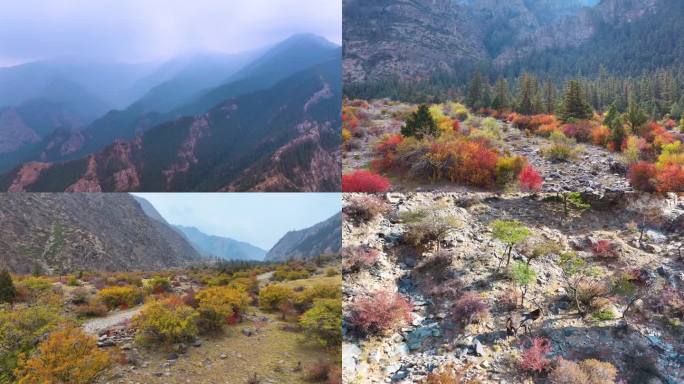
[517,74,535,115]
[559,80,592,121]
[625,99,647,132]
[401,104,437,139]
[466,71,484,109]
[0,269,16,303]
[492,77,509,111]
[543,80,557,114]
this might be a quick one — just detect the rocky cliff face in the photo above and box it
[495,0,660,64]
[0,193,201,274]
[343,0,486,84]
[344,0,666,83]
[265,213,342,262]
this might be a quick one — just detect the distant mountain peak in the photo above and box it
[173,225,267,261]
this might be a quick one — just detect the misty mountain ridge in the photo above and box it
[0,34,341,190]
[1,54,341,192]
[173,225,267,261]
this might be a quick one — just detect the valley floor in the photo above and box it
[97,307,329,384]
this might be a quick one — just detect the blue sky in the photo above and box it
[132,193,341,250]
[0,0,341,66]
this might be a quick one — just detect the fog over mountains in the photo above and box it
[0,34,342,191]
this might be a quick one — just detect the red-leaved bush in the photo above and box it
[628,162,658,192]
[452,291,490,325]
[342,170,391,193]
[348,291,412,335]
[343,194,390,224]
[519,164,543,192]
[372,134,403,172]
[561,121,594,143]
[592,239,618,258]
[656,164,684,192]
[520,337,553,373]
[343,246,381,271]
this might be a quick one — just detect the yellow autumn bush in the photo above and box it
[133,299,199,346]
[97,285,143,309]
[195,286,250,332]
[14,327,110,384]
[259,284,294,310]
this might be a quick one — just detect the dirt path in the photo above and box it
[82,306,143,335]
[257,271,274,287]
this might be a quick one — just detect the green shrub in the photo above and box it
[134,299,199,346]
[97,286,143,310]
[0,270,17,303]
[259,284,294,311]
[66,276,80,287]
[299,299,342,347]
[543,131,578,161]
[592,309,616,321]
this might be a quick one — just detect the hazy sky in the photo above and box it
[0,0,341,66]
[132,193,340,250]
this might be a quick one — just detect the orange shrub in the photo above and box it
[428,139,499,187]
[591,125,611,146]
[15,327,110,384]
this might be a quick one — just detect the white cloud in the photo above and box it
[0,0,341,63]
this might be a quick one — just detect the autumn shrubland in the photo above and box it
[0,256,342,384]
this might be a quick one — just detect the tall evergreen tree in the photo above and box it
[492,77,509,111]
[466,70,484,109]
[625,99,648,132]
[559,80,592,121]
[543,80,557,114]
[517,74,535,115]
[605,104,626,151]
[401,104,437,139]
[0,269,16,304]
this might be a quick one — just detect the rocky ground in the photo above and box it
[342,192,683,384]
[342,100,632,194]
